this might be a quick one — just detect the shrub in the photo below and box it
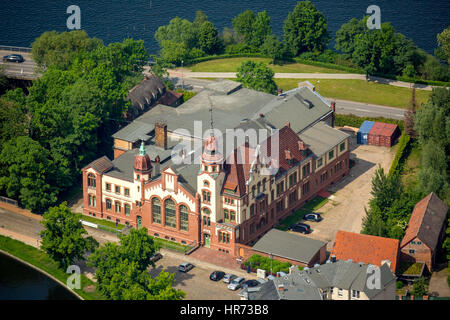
[224,43,257,55]
[396,280,404,289]
[243,254,292,274]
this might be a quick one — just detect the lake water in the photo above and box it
[0,252,79,300]
[0,1,449,54]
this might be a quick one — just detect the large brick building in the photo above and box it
[82,80,350,258]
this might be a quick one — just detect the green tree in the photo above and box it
[236,61,277,95]
[0,136,58,212]
[411,277,428,297]
[198,21,222,55]
[435,26,450,64]
[251,11,272,48]
[31,30,103,70]
[232,10,255,45]
[193,10,209,30]
[0,97,28,146]
[283,1,330,56]
[88,228,185,300]
[260,35,285,63]
[335,17,366,58]
[40,202,98,269]
[159,40,190,65]
[404,88,418,138]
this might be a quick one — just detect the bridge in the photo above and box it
[0,45,40,80]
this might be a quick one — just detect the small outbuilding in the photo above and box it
[368,122,400,147]
[357,121,375,145]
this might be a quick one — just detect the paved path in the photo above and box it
[168,69,439,91]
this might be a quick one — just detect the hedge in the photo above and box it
[243,254,291,274]
[334,113,404,132]
[388,134,411,177]
[185,53,267,66]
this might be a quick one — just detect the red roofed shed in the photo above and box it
[368,122,399,147]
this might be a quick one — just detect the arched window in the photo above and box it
[204,181,209,187]
[164,199,176,228]
[152,198,161,224]
[230,210,236,222]
[180,205,189,231]
[224,209,229,223]
[124,204,131,216]
[202,207,211,226]
[106,199,112,210]
[115,201,121,213]
[88,174,96,188]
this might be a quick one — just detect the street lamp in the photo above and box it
[181,60,184,90]
[270,253,273,276]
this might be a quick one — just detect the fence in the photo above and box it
[0,45,32,53]
[0,196,18,206]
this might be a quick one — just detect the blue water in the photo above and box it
[0,1,449,54]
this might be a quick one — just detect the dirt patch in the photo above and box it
[302,134,397,252]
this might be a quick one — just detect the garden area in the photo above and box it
[242,254,293,275]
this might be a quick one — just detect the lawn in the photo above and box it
[398,261,425,276]
[0,235,103,300]
[400,140,421,189]
[76,213,125,231]
[188,57,348,74]
[276,196,329,231]
[274,78,431,109]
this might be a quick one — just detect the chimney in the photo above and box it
[259,113,265,118]
[330,101,336,128]
[330,255,336,263]
[155,122,167,149]
[278,284,285,292]
[285,121,290,128]
[154,155,160,176]
[277,88,283,95]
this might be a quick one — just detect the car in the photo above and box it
[178,262,194,273]
[209,271,225,281]
[289,223,311,234]
[2,54,24,63]
[150,252,163,263]
[242,279,260,288]
[227,277,245,290]
[223,273,237,284]
[303,212,323,222]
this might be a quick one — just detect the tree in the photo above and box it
[251,11,272,49]
[232,10,255,45]
[404,88,418,138]
[411,277,428,297]
[198,21,222,55]
[31,30,103,70]
[88,228,185,300]
[155,17,198,60]
[236,61,277,95]
[0,136,59,212]
[335,18,366,58]
[435,26,450,64]
[193,10,209,30]
[260,35,285,63]
[0,97,28,146]
[283,1,330,56]
[40,202,98,269]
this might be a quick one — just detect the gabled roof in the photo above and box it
[330,231,399,272]
[85,156,114,174]
[401,192,448,249]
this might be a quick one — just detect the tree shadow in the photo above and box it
[148,263,195,287]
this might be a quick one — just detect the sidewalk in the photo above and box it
[0,227,40,248]
[0,202,42,221]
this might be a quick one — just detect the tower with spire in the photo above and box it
[134,140,152,182]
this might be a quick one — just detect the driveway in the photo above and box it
[299,133,397,252]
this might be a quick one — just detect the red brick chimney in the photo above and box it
[331,101,336,128]
[155,122,167,149]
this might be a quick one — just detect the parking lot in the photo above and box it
[148,251,242,300]
[299,133,397,251]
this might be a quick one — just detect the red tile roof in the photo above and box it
[330,230,399,272]
[400,192,448,250]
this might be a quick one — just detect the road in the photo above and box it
[0,50,38,80]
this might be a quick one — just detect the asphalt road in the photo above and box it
[0,50,38,80]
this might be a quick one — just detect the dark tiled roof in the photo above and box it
[401,192,448,249]
[87,156,114,174]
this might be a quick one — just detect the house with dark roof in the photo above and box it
[330,230,400,273]
[82,79,351,258]
[241,260,396,300]
[400,192,448,272]
[250,229,327,267]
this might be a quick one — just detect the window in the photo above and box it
[262,178,267,191]
[106,199,112,211]
[137,174,140,180]
[252,186,256,199]
[409,249,415,254]
[106,183,111,191]
[302,163,311,177]
[180,205,189,231]
[317,157,323,168]
[320,171,328,183]
[276,200,284,214]
[338,288,343,297]
[328,150,334,160]
[340,142,346,152]
[288,191,297,205]
[230,211,236,222]
[250,204,255,217]
[352,290,360,299]
[289,172,297,187]
[302,181,310,195]
[88,195,96,207]
[257,182,261,194]
[87,174,96,188]
[115,202,121,213]
[202,208,211,227]
[124,188,130,197]
[276,181,284,197]
[224,209,229,223]
[219,232,230,243]
[124,204,130,216]
[115,185,120,194]
[202,190,211,203]
[204,181,209,187]
[152,198,161,224]
[250,223,254,234]
[164,199,176,228]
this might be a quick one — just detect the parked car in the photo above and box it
[178,262,194,273]
[223,274,237,284]
[209,271,225,281]
[150,252,163,263]
[2,54,24,63]
[303,212,323,222]
[242,279,260,288]
[227,277,245,290]
[289,223,311,234]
